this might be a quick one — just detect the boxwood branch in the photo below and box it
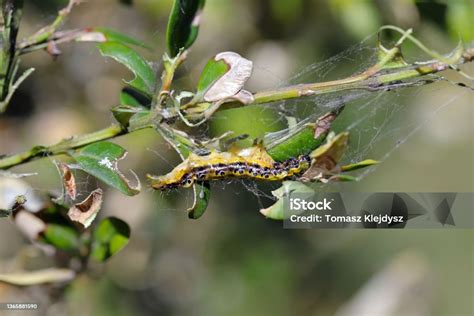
[0,124,126,169]
[0,43,472,171]
[252,48,473,105]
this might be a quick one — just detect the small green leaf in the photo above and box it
[188,181,211,219]
[71,142,141,196]
[166,0,205,57]
[266,110,341,161]
[0,268,75,286]
[267,126,323,162]
[113,87,151,128]
[97,42,156,96]
[260,181,314,220]
[120,87,151,107]
[112,104,148,128]
[341,159,379,172]
[120,90,141,107]
[197,58,229,94]
[91,217,130,262]
[41,224,79,251]
[377,41,408,70]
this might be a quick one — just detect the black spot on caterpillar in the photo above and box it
[148,145,311,190]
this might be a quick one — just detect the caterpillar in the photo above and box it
[148,145,311,191]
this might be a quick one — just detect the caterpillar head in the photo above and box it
[147,172,195,191]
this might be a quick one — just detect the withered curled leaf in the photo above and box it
[56,162,77,200]
[67,188,103,228]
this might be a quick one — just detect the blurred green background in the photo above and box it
[0,0,473,315]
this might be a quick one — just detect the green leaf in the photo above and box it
[91,217,130,262]
[93,27,151,49]
[376,41,408,70]
[166,0,205,57]
[120,87,151,107]
[112,104,148,128]
[113,87,151,128]
[197,58,229,94]
[71,142,141,196]
[188,181,211,219]
[266,126,324,162]
[0,268,75,286]
[341,159,379,172]
[260,181,314,220]
[120,90,141,107]
[97,42,156,96]
[41,224,79,251]
[266,109,341,161]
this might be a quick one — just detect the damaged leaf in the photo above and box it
[97,42,156,96]
[71,141,141,196]
[300,132,349,181]
[67,189,103,228]
[187,181,211,219]
[197,52,253,102]
[56,162,77,200]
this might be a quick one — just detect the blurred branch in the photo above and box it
[19,28,94,55]
[0,0,80,113]
[18,0,81,53]
[0,0,23,112]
